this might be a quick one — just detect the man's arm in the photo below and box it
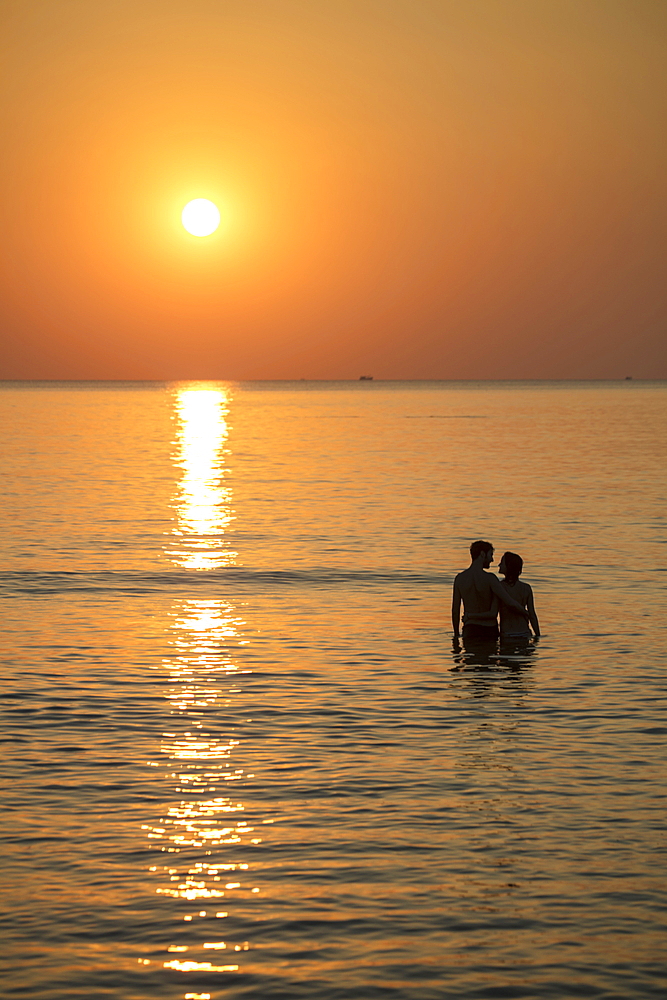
[488,575,530,619]
[451,580,462,636]
[526,586,540,635]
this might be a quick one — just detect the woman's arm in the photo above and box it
[526,586,540,636]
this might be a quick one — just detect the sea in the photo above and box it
[1,379,665,1000]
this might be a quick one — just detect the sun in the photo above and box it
[181,199,221,237]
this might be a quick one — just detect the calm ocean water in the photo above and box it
[1,380,665,1000]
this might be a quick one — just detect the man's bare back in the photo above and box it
[455,565,500,624]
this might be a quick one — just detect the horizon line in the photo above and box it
[0,376,659,384]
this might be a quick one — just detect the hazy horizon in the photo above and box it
[0,376,663,384]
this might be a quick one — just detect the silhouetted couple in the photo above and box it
[452,540,540,641]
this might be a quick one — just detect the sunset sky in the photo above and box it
[1,0,665,380]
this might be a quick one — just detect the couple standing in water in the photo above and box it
[452,540,540,641]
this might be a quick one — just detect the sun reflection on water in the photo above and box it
[143,599,259,985]
[166,384,236,570]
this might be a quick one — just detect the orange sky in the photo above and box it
[1,0,665,379]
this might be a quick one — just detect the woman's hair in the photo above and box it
[502,551,523,580]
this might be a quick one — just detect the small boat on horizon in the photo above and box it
[359,375,373,380]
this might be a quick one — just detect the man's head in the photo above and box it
[470,539,494,567]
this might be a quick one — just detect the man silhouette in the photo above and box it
[452,540,529,640]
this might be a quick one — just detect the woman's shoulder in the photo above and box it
[501,578,532,598]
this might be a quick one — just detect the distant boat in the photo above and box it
[359,375,373,380]
[625,376,633,380]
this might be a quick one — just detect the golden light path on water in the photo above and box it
[166,385,236,570]
[148,600,261,973]
[145,386,259,991]
[143,599,261,985]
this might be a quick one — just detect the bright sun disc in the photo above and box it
[182,199,220,237]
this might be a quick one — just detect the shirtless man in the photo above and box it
[451,540,530,640]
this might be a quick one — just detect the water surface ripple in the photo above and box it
[1,380,665,1000]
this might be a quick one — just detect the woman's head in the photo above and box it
[500,551,523,580]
